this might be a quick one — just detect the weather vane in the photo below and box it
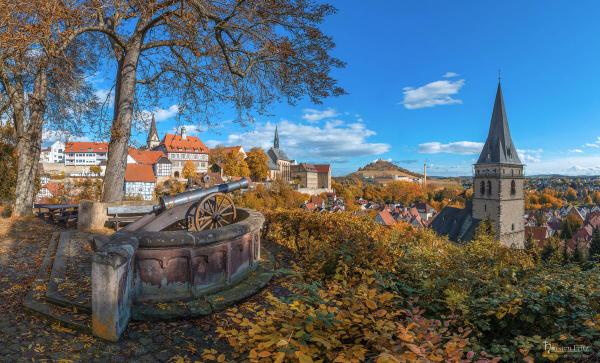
[498,69,502,82]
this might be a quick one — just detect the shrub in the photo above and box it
[217,210,600,362]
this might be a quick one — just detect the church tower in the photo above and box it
[472,82,525,248]
[147,114,160,149]
[273,124,280,149]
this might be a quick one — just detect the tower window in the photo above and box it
[484,204,487,212]
[511,223,515,231]
[480,181,485,195]
[487,181,492,195]
[511,180,516,195]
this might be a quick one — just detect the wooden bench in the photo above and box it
[106,205,154,231]
[34,204,79,227]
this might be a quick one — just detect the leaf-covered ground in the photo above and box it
[0,217,291,362]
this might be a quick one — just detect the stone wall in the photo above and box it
[90,208,264,341]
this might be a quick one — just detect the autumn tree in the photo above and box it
[209,146,228,166]
[560,215,582,240]
[0,0,100,215]
[593,191,600,204]
[182,160,197,179]
[89,165,102,176]
[245,147,268,181]
[88,0,345,202]
[565,187,578,203]
[589,228,600,261]
[222,150,249,177]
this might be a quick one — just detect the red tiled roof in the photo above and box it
[525,226,548,242]
[128,149,166,165]
[45,182,62,196]
[292,163,318,173]
[65,142,109,153]
[377,210,396,226]
[217,146,244,155]
[313,164,331,173]
[161,134,208,153]
[124,164,156,183]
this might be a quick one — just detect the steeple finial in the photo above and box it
[476,81,521,165]
[497,69,502,83]
[274,124,280,149]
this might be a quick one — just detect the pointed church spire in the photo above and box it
[147,113,159,149]
[476,81,522,165]
[274,124,280,149]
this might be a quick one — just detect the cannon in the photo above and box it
[123,178,249,232]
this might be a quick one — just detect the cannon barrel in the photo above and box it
[159,178,249,211]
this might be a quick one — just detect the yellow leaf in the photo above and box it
[295,351,314,363]
[274,352,286,363]
[405,344,421,355]
[258,351,271,358]
[398,332,414,343]
[217,354,226,362]
[276,339,289,347]
[375,353,400,363]
[365,300,377,310]
[51,322,74,334]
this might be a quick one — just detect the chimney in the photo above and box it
[181,126,187,140]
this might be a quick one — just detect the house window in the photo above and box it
[480,181,485,195]
[487,181,492,196]
[511,180,516,195]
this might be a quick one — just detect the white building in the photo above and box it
[64,142,109,166]
[127,148,172,178]
[155,127,209,178]
[124,164,156,201]
[41,141,65,164]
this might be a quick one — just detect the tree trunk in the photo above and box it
[13,71,47,216]
[102,42,142,202]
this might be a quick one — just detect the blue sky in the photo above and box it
[46,1,600,176]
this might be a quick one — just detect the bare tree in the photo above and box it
[84,0,345,202]
[0,0,100,215]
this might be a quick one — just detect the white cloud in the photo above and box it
[301,108,339,122]
[569,149,584,153]
[418,141,483,155]
[171,124,204,135]
[42,129,91,142]
[207,120,389,161]
[517,148,543,163]
[95,88,114,106]
[443,72,459,78]
[402,76,465,109]
[583,136,600,148]
[526,155,600,175]
[151,105,179,122]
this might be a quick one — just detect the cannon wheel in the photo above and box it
[191,192,237,231]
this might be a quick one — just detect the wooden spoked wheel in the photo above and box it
[191,193,236,231]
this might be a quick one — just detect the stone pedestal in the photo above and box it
[78,200,107,231]
[92,241,136,341]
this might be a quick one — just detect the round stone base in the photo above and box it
[131,247,274,321]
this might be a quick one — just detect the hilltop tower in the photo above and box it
[147,114,160,149]
[472,82,525,248]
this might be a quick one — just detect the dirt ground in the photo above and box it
[0,217,284,362]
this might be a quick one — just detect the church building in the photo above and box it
[267,125,292,182]
[431,82,525,248]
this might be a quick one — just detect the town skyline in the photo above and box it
[38,1,600,177]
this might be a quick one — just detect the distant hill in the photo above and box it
[355,159,422,178]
